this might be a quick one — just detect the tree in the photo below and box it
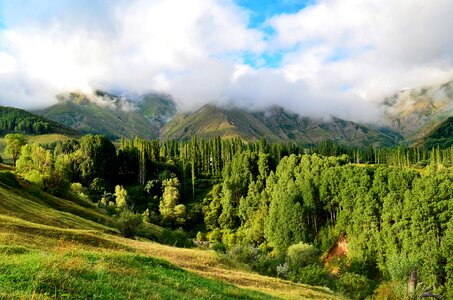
[115,185,128,209]
[77,134,117,184]
[159,178,186,225]
[16,143,53,186]
[4,133,26,165]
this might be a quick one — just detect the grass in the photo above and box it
[0,248,277,299]
[0,172,342,299]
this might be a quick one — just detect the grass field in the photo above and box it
[0,171,342,299]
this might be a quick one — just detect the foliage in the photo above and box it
[335,272,373,299]
[114,185,128,209]
[160,228,193,248]
[159,178,186,226]
[286,243,321,270]
[117,210,143,238]
[4,133,26,164]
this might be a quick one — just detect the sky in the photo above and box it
[1,0,453,121]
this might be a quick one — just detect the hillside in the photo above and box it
[0,105,80,137]
[0,171,339,300]
[36,91,176,140]
[161,104,401,147]
[382,79,453,143]
[424,116,453,148]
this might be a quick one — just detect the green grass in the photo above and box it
[0,249,275,300]
[0,171,341,299]
[0,171,115,231]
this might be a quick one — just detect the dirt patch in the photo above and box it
[324,236,348,274]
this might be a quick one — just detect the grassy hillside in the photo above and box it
[161,104,401,147]
[36,91,177,141]
[0,171,340,299]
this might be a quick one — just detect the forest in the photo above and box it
[2,133,453,299]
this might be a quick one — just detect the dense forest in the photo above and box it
[3,133,453,299]
[0,106,80,137]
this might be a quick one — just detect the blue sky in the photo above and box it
[235,0,315,68]
[235,0,314,28]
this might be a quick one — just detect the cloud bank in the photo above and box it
[0,0,453,122]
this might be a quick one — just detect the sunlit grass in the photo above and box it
[0,172,342,299]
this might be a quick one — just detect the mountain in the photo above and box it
[138,93,177,129]
[36,91,176,140]
[382,80,453,144]
[0,105,80,137]
[161,104,401,147]
[424,116,453,148]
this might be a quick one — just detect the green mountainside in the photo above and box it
[424,116,453,148]
[25,79,453,147]
[36,91,176,140]
[0,105,80,137]
[382,79,453,144]
[160,104,401,147]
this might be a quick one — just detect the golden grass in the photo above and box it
[0,172,342,299]
[112,237,341,300]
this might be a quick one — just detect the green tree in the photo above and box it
[159,178,186,225]
[115,185,128,209]
[4,133,26,165]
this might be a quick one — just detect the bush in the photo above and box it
[207,228,222,243]
[196,231,206,241]
[227,244,261,265]
[287,243,321,270]
[276,263,289,278]
[336,272,373,300]
[211,243,227,253]
[160,228,193,248]
[117,210,143,238]
[385,252,418,281]
[293,264,332,288]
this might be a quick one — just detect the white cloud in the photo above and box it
[0,0,263,109]
[269,0,453,107]
[0,0,452,122]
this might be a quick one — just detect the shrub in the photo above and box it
[160,228,193,248]
[294,264,332,288]
[227,244,261,265]
[117,210,143,238]
[385,252,418,281]
[336,272,373,300]
[276,263,289,278]
[196,231,206,241]
[286,243,320,270]
[207,228,222,243]
[211,243,227,253]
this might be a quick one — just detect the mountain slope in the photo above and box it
[382,79,453,143]
[36,91,176,140]
[0,171,339,300]
[0,105,80,137]
[161,104,401,147]
[424,116,453,148]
